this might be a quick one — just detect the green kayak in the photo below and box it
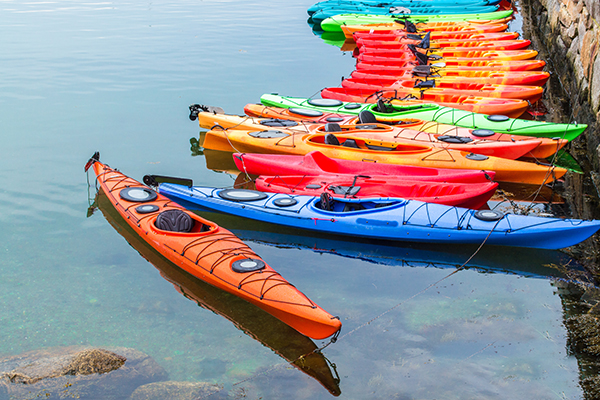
[259,94,586,141]
[320,10,514,32]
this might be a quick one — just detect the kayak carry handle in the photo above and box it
[143,174,193,188]
[84,151,100,172]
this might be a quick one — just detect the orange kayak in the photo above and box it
[357,57,547,71]
[341,22,510,38]
[351,68,550,87]
[86,153,342,340]
[320,87,530,118]
[241,103,565,159]
[201,128,566,184]
[192,109,544,159]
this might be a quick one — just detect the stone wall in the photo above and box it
[521,0,600,170]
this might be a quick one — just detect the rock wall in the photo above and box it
[521,0,600,164]
[521,0,600,266]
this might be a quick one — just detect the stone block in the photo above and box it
[568,34,582,63]
[591,55,600,112]
[559,4,575,28]
[581,29,599,79]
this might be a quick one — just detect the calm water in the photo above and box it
[0,1,587,398]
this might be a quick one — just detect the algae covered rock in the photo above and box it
[0,346,168,399]
[130,381,226,400]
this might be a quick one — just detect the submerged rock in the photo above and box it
[0,346,167,399]
[130,381,226,400]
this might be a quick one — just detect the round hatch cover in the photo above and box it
[135,204,160,214]
[289,107,323,117]
[120,187,157,203]
[325,117,344,122]
[465,153,489,161]
[487,114,510,122]
[274,198,298,207]
[344,103,361,109]
[307,98,343,107]
[232,258,266,273]
[218,189,268,201]
[474,209,504,221]
[472,129,496,137]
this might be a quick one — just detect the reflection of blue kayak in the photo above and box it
[307,0,502,15]
[194,211,584,281]
[310,5,499,23]
[157,184,600,250]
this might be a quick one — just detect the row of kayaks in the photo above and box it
[87,2,600,347]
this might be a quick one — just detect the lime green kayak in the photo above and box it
[259,94,586,141]
[320,10,514,32]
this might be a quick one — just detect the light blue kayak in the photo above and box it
[307,0,503,15]
[156,184,600,250]
[310,5,500,23]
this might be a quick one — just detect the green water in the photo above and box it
[0,0,587,398]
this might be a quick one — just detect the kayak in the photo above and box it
[356,57,547,71]
[352,30,520,41]
[355,38,532,51]
[85,153,342,340]
[240,104,566,159]
[95,187,342,396]
[351,68,551,87]
[308,0,503,15]
[233,151,496,183]
[259,94,586,141]
[320,87,530,118]
[201,128,565,184]
[310,5,500,23]
[156,184,600,250]
[356,47,539,60]
[191,107,550,159]
[320,10,515,32]
[337,79,545,103]
[342,22,511,38]
[254,174,498,209]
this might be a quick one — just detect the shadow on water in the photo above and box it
[93,190,342,397]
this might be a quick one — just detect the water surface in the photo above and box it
[0,1,586,398]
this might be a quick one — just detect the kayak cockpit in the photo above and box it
[312,193,407,213]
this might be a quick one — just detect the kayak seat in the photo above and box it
[318,192,335,211]
[358,110,377,124]
[155,209,194,233]
[342,139,360,148]
[325,133,340,146]
[325,123,342,132]
[329,185,361,196]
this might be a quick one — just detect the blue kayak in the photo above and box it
[307,0,503,15]
[310,5,499,23]
[156,184,600,250]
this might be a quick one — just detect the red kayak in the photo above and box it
[339,78,544,103]
[350,68,551,87]
[233,151,496,183]
[356,58,547,72]
[254,174,498,209]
